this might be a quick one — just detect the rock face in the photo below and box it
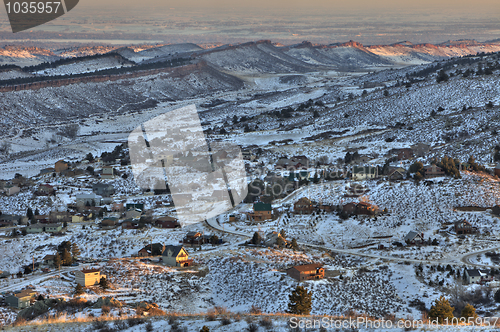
[17,298,60,320]
[93,297,123,308]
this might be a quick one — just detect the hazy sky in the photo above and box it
[82,0,499,12]
[0,0,498,45]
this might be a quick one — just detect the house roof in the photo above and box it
[353,166,377,174]
[404,231,422,242]
[12,289,36,298]
[254,202,272,211]
[43,255,55,260]
[81,268,100,274]
[162,245,185,257]
[466,269,481,277]
[287,263,323,272]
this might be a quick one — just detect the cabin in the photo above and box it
[138,243,165,257]
[404,231,425,245]
[248,202,272,222]
[55,160,69,173]
[6,289,36,309]
[455,220,476,235]
[424,165,445,178]
[294,197,314,215]
[286,264,325,281]
[75,268,106,287]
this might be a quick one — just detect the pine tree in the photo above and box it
[428,295,454,323]
[460,303,477,319]
[200,326,210,332]
[291,238,298,250]
[75,283,84,295]
[71,243,81,262]
[62,248,72,266]
[54,252,62,268]
[251,232,262,245]
[26,207,33,220]
[99,277,108,290]
[288,285,312,315]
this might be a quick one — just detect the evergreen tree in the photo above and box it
[291,238,298,250]
[429,296,454,323]
[251,232,262,245]
[409,161,425,180]
[288,285,312,315]
[62,248,72,266]
[34,209,39,216]
[26,207,33,220]
[71,243,81,262]
[200,326,210,332]
[75,283,84,295]
[99,277,108,290]
[460,303,477,319]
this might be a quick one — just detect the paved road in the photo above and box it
[0,266,80,293]
[205,217,500,268]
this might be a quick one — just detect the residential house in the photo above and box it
[154,216,181,229]
[92,183,115,197]
[112,202,125,212]
[356,202,378,215]
[101,166,114,179]
[352,166,378,181]
[36,184,55,196]
[424,165,445,178]
[125,209,142,220]
[294,197,314,215]
[404,231,425,245]
[183,232,205,246]
[34,215,49,223]
[264,231,287,247]
[76,193,102,207]
[248,202,272,222]
[464,269,493,285]
[0,214,26,226]
[39,167,55,175]
[122,220,139,229]
[42,255,55,266]
[161,245,192,267]
[55,160,69,173]
[342,203,357,216]
[126,203,144,211]
[286,264,325,281]
[396,148,414,161]
[101,217,119,228]
[75,268,106,287]
[388,168,406,181]
[4,185,20,196]
[6,289,36,309]
[49,211,72,224]
[137,243,165,257]
[455,220,476,235]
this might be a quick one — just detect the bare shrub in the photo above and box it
[57,124,80,139]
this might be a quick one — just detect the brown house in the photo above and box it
[55,160,69,173]
[183,232,205,246]
[424,165,445,178]
[248,202,272,222]
[455,220,476,235]
[49,211,72,223]
[154,216,181,229]
[397,148,414,161]
[294,197,314,215]
[36,184,55,196]
[286,263,325,281]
